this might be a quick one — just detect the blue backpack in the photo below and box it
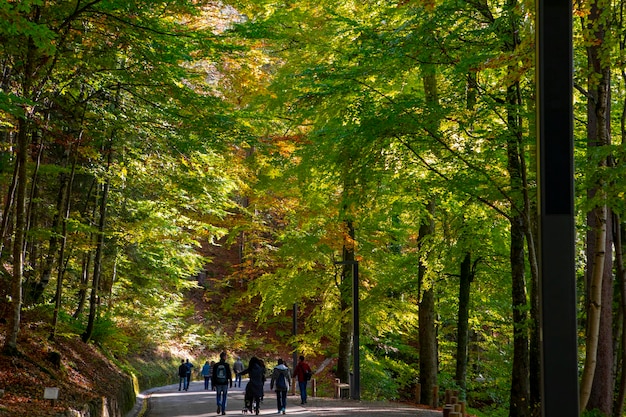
[277,372,287,390]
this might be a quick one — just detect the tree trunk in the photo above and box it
[614,220,626,417]
[524,223,541,417]
[418,200,437,406]
[83,151,110,343]
[506,79,530,417]
[2,118,28,355]
[29,154,69,305]
[509,215,530,417]
[416,59,440,407]
[73,178,98,319]
[336,219,355,383]
[0,151,18,259]
[50,156,76,340]
[581,204,608,409]
[587,211,614,414]
[581,0,612,407]
[455,252,473,398]
[73,252,92,319]
[22,133,44,302]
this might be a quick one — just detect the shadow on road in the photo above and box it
[128,380,442,417]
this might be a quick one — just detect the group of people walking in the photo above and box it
[176,352,313,415]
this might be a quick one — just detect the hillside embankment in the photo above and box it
[0,320,152,417]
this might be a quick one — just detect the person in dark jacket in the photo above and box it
[271,359,291,414]
[212,352,233,415]
[178,360,188,391]
[238,356,266,413]
[233,357,244,387]
[184,359,194,390]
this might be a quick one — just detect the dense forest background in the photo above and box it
[1,0,625,416]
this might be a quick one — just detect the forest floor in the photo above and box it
[0,315,132,417]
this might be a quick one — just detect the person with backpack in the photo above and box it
[184,359,194,390]
[270,358,291,414]
[212,352,232,415]
[238,356,266,414]
[293,355,312,404]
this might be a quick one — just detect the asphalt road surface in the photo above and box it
[129,379,442,417]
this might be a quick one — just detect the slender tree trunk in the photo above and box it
[0,153,18,258]
[336,219,355,383]
[455,252,473,398]
[524,217,541,417]
[581,0,612,407]
[22,131,44,298]
[506,80,530,417]
[83,176,108,343]
[73,177,98,319]
[73,252,92,319]
[30,152,69,304]
[614,220,626,417]
[509,215,530,417]
[587,211,614,414]
[2,119,28,355]
[581,205,608,409]
[418,200,437,406]
[521,126,541,417]
[83,143,111,342]
[50,156,76,340]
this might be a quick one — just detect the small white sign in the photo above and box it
[43,387,59,400]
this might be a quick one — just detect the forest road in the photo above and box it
[127,380,443,417]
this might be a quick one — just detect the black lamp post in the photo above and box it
[537,0,579,413]
[334,260,360,400]
[293,303,298,372]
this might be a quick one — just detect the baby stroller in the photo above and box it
[240,357,266,415]
[243,388,261,415]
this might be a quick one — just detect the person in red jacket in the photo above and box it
[293,355,312,404]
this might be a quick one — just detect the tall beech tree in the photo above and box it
[1,0,244,353]
[233,0,538,412]
[578,0,614,412]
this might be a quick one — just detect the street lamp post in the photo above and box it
[293,303,298,372]
[537,0,579,413]
[335,260,360,400]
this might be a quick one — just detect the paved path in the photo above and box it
[127,379,442,417]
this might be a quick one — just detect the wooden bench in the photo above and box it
[334,378,350,399]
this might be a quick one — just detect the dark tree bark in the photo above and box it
[587,213,615,414]
[418,200,437,406]
[73,178,98,319]
[0,143,18,260]
[28,153,69,305]
[82,176,109,343]
[455,252,474,397]
[22,136,44,300]
[50,156,76,340]
[2,119,28,355]
[82,138,112,343]
[336,219,355,383]
[581,0,613,408]
[614,220,626,417]
[506,79,530,417]
[508,215,530,417]
[73,252,92,319]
